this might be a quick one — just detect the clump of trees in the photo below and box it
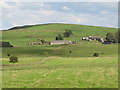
[40,39,45,44]
[56,34,64,40]
[55,29,73,40]
[105,30,120,43]
[63,29,73,37]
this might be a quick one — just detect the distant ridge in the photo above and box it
[2,23,117,31]
[7,23,52,31]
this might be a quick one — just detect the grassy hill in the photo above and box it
[2,23,117,46]
[2,23,118,58]
[1,23,118,88]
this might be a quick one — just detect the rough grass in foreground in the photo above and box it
[2,57,118,88]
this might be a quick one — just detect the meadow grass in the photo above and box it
[2,24,118,46]
[1,24,118,88]
[2,57,118,88]
[2,42,118,58]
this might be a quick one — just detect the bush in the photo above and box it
[43,52,48,56]
[9,56,18,63]
[40,39,45,44]
[93,53,99,57]
[63,29,73,37]
[7,54,11,57]
[69,51,72,53]
[56,34,64,40]
[105,31,120,43]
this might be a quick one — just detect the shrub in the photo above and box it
[43,52,48,56]
[40,39,45,44]
[63,29,73,37]
[105,31,120,43]
[7,54,11,57]
[93,53,99,57]
[56,34,64,40]
[101,53,104,54]
[69,51,72,53]
[9,56,18,63]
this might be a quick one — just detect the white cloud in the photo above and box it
[1,2,118,30]
[62,6,71,11]
[3,7,117,29]
[0,1,13,9]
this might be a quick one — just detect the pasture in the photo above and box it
[2,57,118,88]
[1,23,118,88]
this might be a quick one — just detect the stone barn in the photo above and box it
[49,40,72,45]
[0,42,13,47]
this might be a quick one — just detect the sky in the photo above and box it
[0,0,119,30]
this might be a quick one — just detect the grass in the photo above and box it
[2,57,118,88]
[1,23,118,88]
[2,23,118,46]
[2,42,118,58]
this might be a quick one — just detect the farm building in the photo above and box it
[102,41,111,44]
[81,36,104,42]
[49,40,72,45]
[0,41,13,47]
[28,42,42,45]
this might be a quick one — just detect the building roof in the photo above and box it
[50,40,71,43]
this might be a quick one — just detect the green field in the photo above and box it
[1,23,118,88]
[2,57,118,88]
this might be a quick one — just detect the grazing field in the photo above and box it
[2,57,118,88]
[2,23,117,46]
[1,23,118,88]
[2,42,118,58]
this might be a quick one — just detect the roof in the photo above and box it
[50,40,71,43]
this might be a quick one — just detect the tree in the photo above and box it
[56,34,64,40]
[40,39,45,44]
[115,30,120,43]
[63,29,73,37]
[105,31,120,43]
[105,32,117,43]
[118,30,120,43]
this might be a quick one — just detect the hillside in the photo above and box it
[2,23,118,46]
[2,23,118,88]
[2,23,118,58]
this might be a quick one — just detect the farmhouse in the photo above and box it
[0,41,13,47]
[81,36,104,42]
[49,40,72,45]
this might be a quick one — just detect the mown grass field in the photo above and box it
[1,23,118,88]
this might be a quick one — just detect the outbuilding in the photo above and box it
[49,40,72,45]
[0,41,13,47]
